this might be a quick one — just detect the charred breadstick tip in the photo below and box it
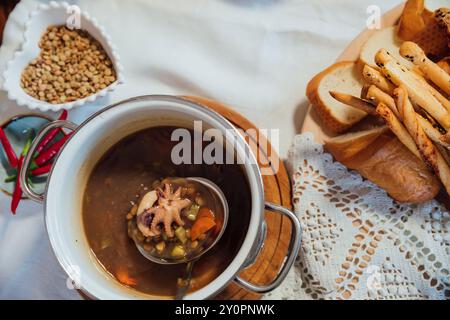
[360,84,371,99]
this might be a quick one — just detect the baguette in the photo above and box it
[400,41,450,96]
[394,86,450,196]
[306,61,367,133]
[375,49,450,129]
[362,65,396,95]
[375,102,421,158]
[326,131,440,203]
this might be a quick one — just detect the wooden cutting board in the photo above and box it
[184,96,293,300]
[301,4,405,142]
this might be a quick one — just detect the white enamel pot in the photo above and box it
[20,95,301,300]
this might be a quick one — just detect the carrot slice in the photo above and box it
[115,267,137,286]
[197,207,215,220]
[191,217,216,241]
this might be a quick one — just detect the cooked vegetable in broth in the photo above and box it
[82,126,251,297]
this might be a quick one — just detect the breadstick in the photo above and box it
[411,71,450,112]
[360,84,371,100]
[400,42,450,96]
[417,114,450,150]
[375,49,450,130]
[437,57,450,75]
[329,91,376,115]
[367,83,450,149]
[394,86,450,195]
[436,145,450,166]
[366,85,401,119]
[375,102,421,159]
[362,65,396,95]
[441,133,450,144]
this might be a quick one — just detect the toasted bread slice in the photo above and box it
[398,0,432,40]
[326,132,441,203]
[398,0,449,60]
[325,126,388,161]
[359,26,414,70]
[435,8,450,47]
[306,61,366,133]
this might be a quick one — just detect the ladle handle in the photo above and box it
[20,120,78,203]
[234,202,302,293]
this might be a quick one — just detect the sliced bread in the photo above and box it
[397,0,432,41]
[306,61,366,133]
[397,0,449,60]
[435,8,450,48]
[359,26,414,70]
[325,126,388,162]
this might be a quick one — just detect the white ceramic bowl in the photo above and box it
[2,1,124,112]
[20,95,301,299]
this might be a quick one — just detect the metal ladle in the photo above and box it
[133,177,229,299]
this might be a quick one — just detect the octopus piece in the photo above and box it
[136,209,157,237]
[136,183,191,238]
[136,190,158,237]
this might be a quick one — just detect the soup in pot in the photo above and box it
[82,126,252,297]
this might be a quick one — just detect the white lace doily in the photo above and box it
[264,133,449,300]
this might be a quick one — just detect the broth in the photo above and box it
[82,126,252,297]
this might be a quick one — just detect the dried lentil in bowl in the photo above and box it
[20,25,116,104]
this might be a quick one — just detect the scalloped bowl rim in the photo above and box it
[2,1,124,112]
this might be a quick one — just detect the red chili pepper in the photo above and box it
[35,110,68,154]
[34,133,71,166]
[11,156,23,214]
[11,139,32,214]
[0,127,19,168]
[31,163,52,176]
[5,162,51,183]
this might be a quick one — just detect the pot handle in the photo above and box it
[234,202,302,293]
[20,120,78,203]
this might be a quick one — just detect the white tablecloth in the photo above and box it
[0,0,401,299]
